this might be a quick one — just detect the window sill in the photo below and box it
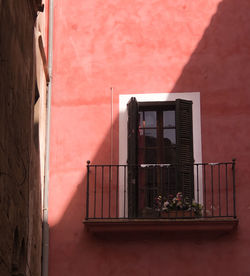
[83,218,238,234]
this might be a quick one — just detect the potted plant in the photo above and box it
[154,192,203,218]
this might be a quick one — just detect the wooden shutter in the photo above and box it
[127,97,139,217]
[176,99,194,200]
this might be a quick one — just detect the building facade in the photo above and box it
[48,0,250,275]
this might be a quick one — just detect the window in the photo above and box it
[127,97,194,217]
[119,93,202,218]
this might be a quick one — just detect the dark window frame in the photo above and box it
[127,97,194,217]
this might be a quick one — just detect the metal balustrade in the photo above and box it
[85,159,236,220]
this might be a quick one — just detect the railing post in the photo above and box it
[232,158,236,218]
[86,160,90,220]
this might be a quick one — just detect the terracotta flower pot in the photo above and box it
[160,210,195,218]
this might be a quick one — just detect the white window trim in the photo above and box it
[119,92,202,217]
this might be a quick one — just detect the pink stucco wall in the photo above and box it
[49,0,250,275]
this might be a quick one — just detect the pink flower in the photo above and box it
[176,192,183,200]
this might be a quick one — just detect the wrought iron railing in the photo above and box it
[85,160,236,220]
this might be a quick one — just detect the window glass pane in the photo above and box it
[163,110,175,127]
[145,169,155,186]
[163,167,177,196]
[145,111,156,127]
[139,128,144,137]
[164,147,176,163]
[139,111,143,128]
[138,148,145,163]
[145,129,157,147]
[138,148,157,164]
[164,129,176,144]
[138,129,145,154]
[145,149,157,163]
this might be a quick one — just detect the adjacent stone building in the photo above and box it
[0,1,47,275]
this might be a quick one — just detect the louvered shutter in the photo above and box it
[127,97,139,217]
[176,99,194,200]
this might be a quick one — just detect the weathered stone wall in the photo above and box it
[0,1,44,275]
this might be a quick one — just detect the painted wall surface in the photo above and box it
[49,0,250,275]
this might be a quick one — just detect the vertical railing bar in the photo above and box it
[124,165,126,218]
[189,164,192,217]
[116,165,119,218]
[196,164,199,203]
[203,164,206,217]
[108,165,111,218]
[167,165,170,218]
[226,163,228,216]
[160,166,163,218]
[153,166,156,212]
[218,164,221,217]
[94,166,97,218]
[211,165,214,217]
[86,160,90,220]
[232,158,236,218]
[101,165,104,218]
[181,164,185,217]
[167,166,170,199]
[143,167,147,215]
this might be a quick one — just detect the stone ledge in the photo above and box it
[83,218,238,233]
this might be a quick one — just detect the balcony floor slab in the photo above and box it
[83,218,238,234]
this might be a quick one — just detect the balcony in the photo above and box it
[84,160,238,233]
